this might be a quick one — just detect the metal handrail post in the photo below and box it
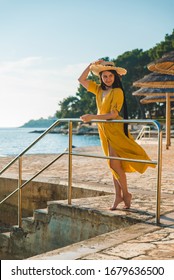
[68,121,73,204]
[156,130,163,224]
[18,156,22,227]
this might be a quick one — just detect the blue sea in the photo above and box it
[0,127,100,156]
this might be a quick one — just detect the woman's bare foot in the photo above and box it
[109,196,123,210]
[123,193,132,209]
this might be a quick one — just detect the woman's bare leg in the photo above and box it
[109,145,132,209]
[110,175,123,210]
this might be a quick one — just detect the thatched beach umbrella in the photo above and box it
[148,51,174,75]
[140,94,174,149]
[133,72,174,88]
[133,72,174,149]
[132,86,174,149]
[140,95,174,104]
[132,87,174,97]
[133,53,174,148]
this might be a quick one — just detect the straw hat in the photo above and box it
[90,61,127,76]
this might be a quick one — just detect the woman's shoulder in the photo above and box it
[112,87,123,96]
[110,88,124,103]
[112,87,123,93]
[88,80,101,94]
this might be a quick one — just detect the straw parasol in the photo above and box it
[140,95,174,104]
[133,53,174,148]
[148,51,174,75]
[132,86,174,149]
[133,74,174,149]
[133,72,174,88]
[140,94,174,148]
[132,87,174,97]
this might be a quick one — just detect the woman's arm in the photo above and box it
[80,110,118,123]
[78,64,91,89]
[78,59,104,89]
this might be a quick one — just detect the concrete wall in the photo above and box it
[0,177,62,225]
[5,202,132,259]
[0,177,122,260]
[0,177,108,225]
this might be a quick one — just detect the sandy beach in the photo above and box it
[0,141,173,196]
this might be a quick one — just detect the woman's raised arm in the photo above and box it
[78,59,103,89]
[78,64,91,89]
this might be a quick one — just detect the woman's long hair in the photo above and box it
[100,70,129,137]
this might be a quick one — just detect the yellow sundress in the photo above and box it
[88,80,155,179]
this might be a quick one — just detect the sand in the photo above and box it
[0,141,174,196]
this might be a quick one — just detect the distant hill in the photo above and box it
[21,117,58,128]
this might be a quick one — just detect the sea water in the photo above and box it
[0,127,100,156]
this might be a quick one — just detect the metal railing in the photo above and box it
[136,125,151,140]
[0,118,162,226]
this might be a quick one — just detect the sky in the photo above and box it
[0,0,173,127]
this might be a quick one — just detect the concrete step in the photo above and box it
[34,208,50,223]
[0,195,135,259]
[22,209,50,233]
[0,231,11,258]
[27,222,160,260]
[1,187,174,260]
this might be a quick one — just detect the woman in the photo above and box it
[78,60,154,210]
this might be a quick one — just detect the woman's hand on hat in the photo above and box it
[91,59,104,65]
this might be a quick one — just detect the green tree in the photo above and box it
[113,49,151,118]
[56,30,174,120]
[56,96,80,118]
[56,74,98,119]
[148,30,174,60]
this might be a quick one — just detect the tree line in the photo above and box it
[56,30,174,122]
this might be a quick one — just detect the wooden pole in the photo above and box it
[166,93,171,149]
